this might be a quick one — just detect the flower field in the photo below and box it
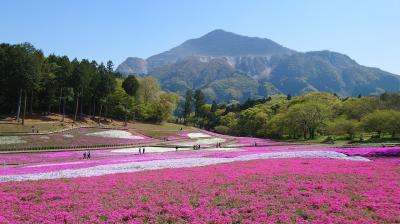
[0,128,157,150]
[0,158,399,223]
[0,130,399,223]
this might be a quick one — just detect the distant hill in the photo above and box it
[117,29,400,103]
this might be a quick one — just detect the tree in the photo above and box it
[122,75,139,96]
[152,92,179,123]
[0,43,41,118]
[194,90,205,117]
[122,75,139,125]
[287,102,329,139]
[326,117,359,140]
[137,76,161,104]
[219,112,238,134]
[106,60,114,74]
[341,97,378,120]
[211,101,218,113]
[183,90,193,119]
[361,110,400,138]
[237,107,269,137]
[361,110,392,137]
[388,110,400,137]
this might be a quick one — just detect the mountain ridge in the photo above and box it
[116,30,400,103]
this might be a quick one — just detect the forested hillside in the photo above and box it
[182,90,400,142]
[0,43,178,123]
[118,30,400,103]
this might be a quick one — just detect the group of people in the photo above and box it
[83,151,91,159]
[216,142,222,148]
[193,144,201,150]
[31,126,39,133]
[138,147,146,154]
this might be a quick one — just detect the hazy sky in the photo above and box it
[1,0,399,74]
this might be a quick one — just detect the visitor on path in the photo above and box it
[139,148,142,154]
[175,146,178,151]
[87,151,91,159]
[143,147,145,154]
[83,152,87,159]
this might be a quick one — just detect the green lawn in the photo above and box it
[130,122,197,138]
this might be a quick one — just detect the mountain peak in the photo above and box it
[145,30,295,69]
[201,29,237,37]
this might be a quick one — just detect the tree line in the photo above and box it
[182,90,400,142]
[0,43,178,124]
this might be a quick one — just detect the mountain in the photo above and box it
[117,29,400,103]
[116,57,147,76]
[146,29,294,70]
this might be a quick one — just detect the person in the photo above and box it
[193,145,196,150]
[139,148,142,154]
[198,144,201,150]
[87,151,91,159]
[175,146,178,151]
[83,152,87,160]
[142,147,145,154]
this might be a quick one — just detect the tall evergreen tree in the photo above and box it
[194,89,205,117]
[183,90,193,118]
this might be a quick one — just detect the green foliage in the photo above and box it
[326,117,359,140]
[183,90,193,118]
[186,91,400,141]
[122,75,139,96]
[194,90,205,117]
[361,110,400,137]
[214,125,230,134]
[136,76,161,104]
[0,43,177,123]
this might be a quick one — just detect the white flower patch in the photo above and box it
[179,138,226,146]
[0,151,369,182]
[0,136,26,145]
[112,147,182,153]
[86,130,144,140]
[63,134,74,138]
[40,136,50,140]
[187,133,212,138]
[205,147,241,151]
[26,161,84,168]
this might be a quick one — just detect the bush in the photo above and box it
[214,125,230,135]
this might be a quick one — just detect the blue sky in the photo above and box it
[1,0,399,74]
